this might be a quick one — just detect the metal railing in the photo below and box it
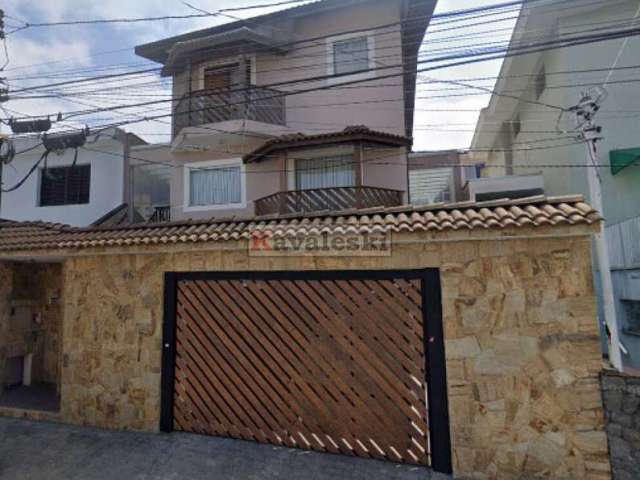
[148,205,171,224]
[173,86,286,137]
[255,186,404,216]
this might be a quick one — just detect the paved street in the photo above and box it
[0,417,449,480]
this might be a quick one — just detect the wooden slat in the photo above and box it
[254,186,404,215]
[181,283,320,445]
[173,275,430,466]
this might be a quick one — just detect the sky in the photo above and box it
[0,0,517,151]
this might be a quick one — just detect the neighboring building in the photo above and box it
[408,150,488,205]
[0,128,148,227]
[133,0,436,221]
[471,0,640,369]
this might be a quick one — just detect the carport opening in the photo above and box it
[0,261,63,412]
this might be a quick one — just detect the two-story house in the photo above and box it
[133,0,436,221]
[470,0,640,370]
[0,128,149,227]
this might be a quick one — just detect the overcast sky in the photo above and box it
[1,0,516,151]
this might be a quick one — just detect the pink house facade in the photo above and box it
[133,0,436,222]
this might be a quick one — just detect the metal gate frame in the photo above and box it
[160,269,452,474]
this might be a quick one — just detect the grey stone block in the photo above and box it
[623,427,640,447]
[610,411,633,427]
[622,393,640,415]
[607,423,623,438]
[604,390,624,413]
[615,469,636,480]
[609,436,632,460]
[601,374,625,392]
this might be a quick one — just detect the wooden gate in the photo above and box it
[161,270,451,473]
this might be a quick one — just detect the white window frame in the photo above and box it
[286,145,356,190]
[183,158,246,212]
[326,31,376,85]
[197,54,257,90]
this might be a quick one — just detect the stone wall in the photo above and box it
[0,262,13,388]
[35,227,610,479]
[601,370,640,480]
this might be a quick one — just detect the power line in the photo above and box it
[3,0,632,139]
[6,0,312,29]
[9,68,162,95]
[4,3,520,92]
[0,27,624,141]
[3,0,619,102]
[4,0,589,86]
[11,13,640,122]
[2,0,611,78]
[14,22,626,123]
[8,0,617,90]
[8,0,522,30]
[15,58,640,105]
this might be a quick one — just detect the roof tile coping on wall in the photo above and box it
[0,194,601,253]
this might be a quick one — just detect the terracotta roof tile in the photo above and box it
[0,195,599,253]
[243,126,411,163]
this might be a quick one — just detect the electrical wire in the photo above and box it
[0,0,610,79]
[11,15,640,120]
[3,0,594,87]
[16,22,631,124]
[5,0,311,29]
[5,0,624,93]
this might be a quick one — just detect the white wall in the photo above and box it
[0,136,126,227]
[476,0,640,226]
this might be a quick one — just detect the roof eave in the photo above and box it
[244,132,411,163]
[134,0,374,65]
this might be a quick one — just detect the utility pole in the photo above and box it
[0,8,7,214]
[573,90,623,372]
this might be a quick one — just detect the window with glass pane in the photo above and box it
[296,155,356,190]
[189,165,242,206]
[333,36,369,75]
[40,165,90,206]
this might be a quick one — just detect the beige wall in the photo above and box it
[0,224,610,478]
[172,0,406,138]
[134,142,408,221]
[363,146,408,197]
[152,0,411,222]
[132,138,281,222]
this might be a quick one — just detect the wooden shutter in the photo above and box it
[204,66,233,91]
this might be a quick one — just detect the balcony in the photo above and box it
[148,205,171,224]
[255,186,404,216]
[173,86,286,137]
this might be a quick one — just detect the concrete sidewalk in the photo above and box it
[0,417,449,480]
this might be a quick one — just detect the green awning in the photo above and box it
[610,148,640,175]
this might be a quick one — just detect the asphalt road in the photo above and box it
[0,417,450,480]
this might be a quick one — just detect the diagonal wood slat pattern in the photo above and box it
[173,277,430,466]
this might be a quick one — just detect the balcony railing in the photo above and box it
[148,205,171,224]
[255,186,404,216]
[173,86,286,137]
